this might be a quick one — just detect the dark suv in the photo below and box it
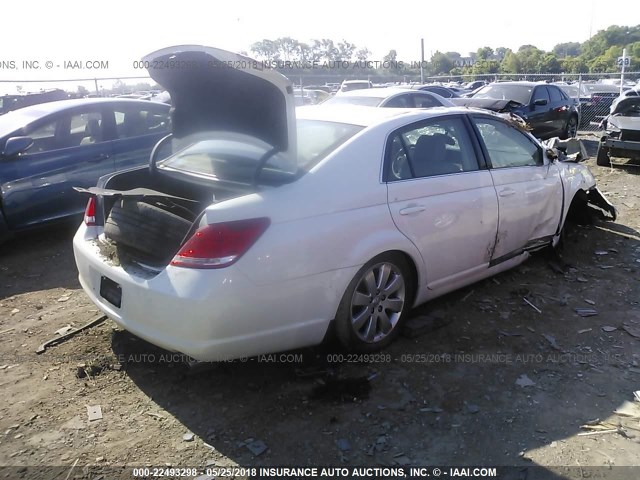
[453,82,579,140]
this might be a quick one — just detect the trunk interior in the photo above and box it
[97,167,253,275]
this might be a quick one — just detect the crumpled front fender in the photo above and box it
[587,187,617,221]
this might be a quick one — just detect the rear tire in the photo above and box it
[104,198,192,261]
[596,143,611,166]
[335,253,413,352]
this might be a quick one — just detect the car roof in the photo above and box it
[296,105,482,127]
[335,87,424,98]
[13,97,170,115]
[488,81,544,88]
[0,98,170,139]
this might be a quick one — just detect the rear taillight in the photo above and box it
[592,95,602,104]
[84,196,96,226]
[170,218,270,269]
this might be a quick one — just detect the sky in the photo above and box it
[1,0,639,94]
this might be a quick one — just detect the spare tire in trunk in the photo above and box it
[104,198,193,262]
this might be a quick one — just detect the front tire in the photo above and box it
[596,143,611,166]
[335,253,413,352]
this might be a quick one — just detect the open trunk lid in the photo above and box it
[143,45,297,160]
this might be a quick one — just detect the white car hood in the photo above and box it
[143,45,296,160]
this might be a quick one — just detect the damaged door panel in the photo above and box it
[471,116,564,264]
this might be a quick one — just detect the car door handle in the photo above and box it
[498,188,517,197]
[399,205,426,215]
[89,154,110,162]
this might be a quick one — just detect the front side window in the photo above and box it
[472,117,542,168]
[385,116,479,181]
[548,86,564,102]
[25,110,104,153]
[532,86,550,104]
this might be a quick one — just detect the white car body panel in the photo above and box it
[489,162,563,259]
[388,170,499,291]
[73,101,609,361]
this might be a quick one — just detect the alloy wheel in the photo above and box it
[349,262,406,343]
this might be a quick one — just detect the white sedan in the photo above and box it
[73,45,616,361]
[323,86,453,108]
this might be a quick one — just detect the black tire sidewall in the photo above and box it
[596,143,610,166]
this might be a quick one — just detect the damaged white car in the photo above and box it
[597,96,640,166]
[73,45,616,361]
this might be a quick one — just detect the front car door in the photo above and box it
[1,106,115,229]
[547,85,572,134]
[469,115,563,265]
[386,115,499,291]
[528,86,554,138]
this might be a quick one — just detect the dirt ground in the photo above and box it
[1,139,640,479]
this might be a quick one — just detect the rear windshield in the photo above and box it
[473,84,533,105]
[159,119,363,185]
[323,96,382,107]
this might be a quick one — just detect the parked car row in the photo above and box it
[67,45,615,362]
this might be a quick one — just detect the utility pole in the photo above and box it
[620,48,627,96]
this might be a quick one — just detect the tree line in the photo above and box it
[247,25,640,77]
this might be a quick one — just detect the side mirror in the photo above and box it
[3,136,34,157]
[533,99,548,106]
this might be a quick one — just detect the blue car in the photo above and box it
[0,98,171,241]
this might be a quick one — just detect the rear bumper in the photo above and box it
[73,225,339,361]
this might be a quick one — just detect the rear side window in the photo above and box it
[114,105,170,139]
[412,93,443,108]
[385,116,479,181]
[383,94,412,108]
[472,117,542,168]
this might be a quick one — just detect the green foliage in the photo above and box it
[476,47,494,61]
[431,51,453,74]
[247,26,640,77]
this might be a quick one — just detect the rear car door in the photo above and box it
[1,106,115,229]
[470,115,563,264]
[110,102,172,170]
[381,93,413,108]
[386,115,499,291]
